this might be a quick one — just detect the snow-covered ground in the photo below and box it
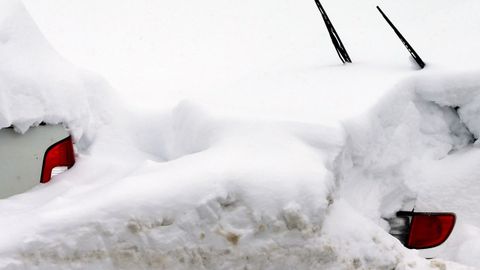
[1,0,480,269]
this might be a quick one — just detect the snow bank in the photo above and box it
[0,102,457,270]
[0,0,479,269]
[0,0,113,146]
[339,71,476,218]
[339,70,480,267]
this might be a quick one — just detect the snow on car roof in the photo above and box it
[0,0,113,146]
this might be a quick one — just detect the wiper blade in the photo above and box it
[377,6,426,69]
[314,0,352,64]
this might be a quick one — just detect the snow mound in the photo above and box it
[0,0,479,269]
[339,70,480,267]
[0,0,113,146]
[0,102,458,270]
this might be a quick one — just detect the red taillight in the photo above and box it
[407,213,456,249]
[40,136,75,183]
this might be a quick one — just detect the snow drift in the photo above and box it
[1,0,480,269]
[0,102,451,270]
[339,70,480,266]
[0,0,112,147]
[340,71,479,220]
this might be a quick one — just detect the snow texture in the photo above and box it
[0,102,453,270]
[0,0,480,269]
[0,0,113,148]
[340,71,480,266]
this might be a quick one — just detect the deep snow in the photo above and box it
[0,0,113,148]
[340,71,480,264]
[1,0,480,269]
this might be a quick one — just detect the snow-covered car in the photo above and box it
[0,124,75,199]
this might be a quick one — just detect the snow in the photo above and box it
[339,71,480,265]
[0,0,480,269]
[0,101,424,269]
[0,0,113,147]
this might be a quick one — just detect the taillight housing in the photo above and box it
[407,212,456,249]
[40,136,75,183]
[393,211,456,249]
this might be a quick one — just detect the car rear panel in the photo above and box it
[0,125,70,199]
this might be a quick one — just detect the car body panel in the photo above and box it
[0,125,69,199]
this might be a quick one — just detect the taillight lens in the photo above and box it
[407,213,456,249]
[41,136,75,183]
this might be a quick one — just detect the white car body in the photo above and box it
[0,124,73,199]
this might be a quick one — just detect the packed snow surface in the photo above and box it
[1,0,480,269]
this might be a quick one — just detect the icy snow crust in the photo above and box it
[1,0,480,269]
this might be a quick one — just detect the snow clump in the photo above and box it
[0,0,113,147]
